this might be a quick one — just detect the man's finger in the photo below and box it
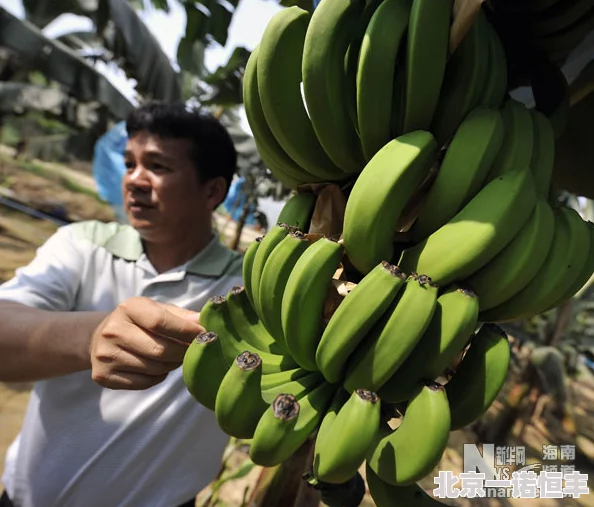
[92,370,168,391]
[125,300,204,345]
[100,321,188,365]
[97,346,176,376]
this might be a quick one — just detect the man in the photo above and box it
[0,102,243,507]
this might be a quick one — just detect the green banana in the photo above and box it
[260,367,312,391]
[242,46,312,188]
[356,0,412,160]
[465,198,555,311]
[277,191,317,232]
[447,323,511,430]
[343,130,438,275]
[401,0,453,133]
[411,107,505,242]
[249,382,337,467]
[315,261,408,383]
[258,230,311,348]
[430,12,490,146]
[199,295,298,373]
[313,389,381,483]
[282,236,345,371]
[345,0,384,134]
[379,284,479,403]
[258,7,346,181]
[182,331,228,411]
[250,223,292,317]
[481,205,590,322]
[302,0,366,173]
[242,237,262,310]
[478,23,508,109]
[530,109,556,197]
[261,370,325,403]
[546,220,594,309]
[225,285,285,355]
[215,351,268,439]
[485,99,534,181]
[400,166,538,285]
[313,388,349,442]
[343,273,439,393]
[366,463,449,506]
[367,382,451,486]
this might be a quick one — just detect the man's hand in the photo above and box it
[90,297,204,390]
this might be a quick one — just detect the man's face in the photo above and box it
[122,132,224,242]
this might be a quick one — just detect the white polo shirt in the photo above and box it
[0,220,243,507]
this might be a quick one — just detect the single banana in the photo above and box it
[258,230,311,348]
[225,285,285,355]
[242,46,312,187]
[277,191,317,232]
[530,109,556,197]
[215,351,268,439]
[430,12,490,146]
[250,223,292,317]
[258,7,347,181]
[401,0,453,133]
[447,323,511,430]
[485,99,534,181]
[345,0,384,134]
[313,388,349,443]
[366,463,449,506]
[343,273,439,393]
[282,236,345,371]
[199,295,298,373]
[400,166,537,286]
[478,22,508,109]
[315,261,408,383]
[411,107,505,242]
[379,285,479,403]
[546,220,594,309]
[480,205,590,322]
[249,382,337,467]
[260,367,312,391]
[182,331,228,411]
[343,130,438,275]
[313,389,381,483]
[302,0,366,173]
[367,382,451,486]
[464,198,555,311]
[242,237,262,310]
[261,370,325,403]
[356,0,412,160]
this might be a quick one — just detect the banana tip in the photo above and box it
[236,350,262,370]
[272,393,300,421]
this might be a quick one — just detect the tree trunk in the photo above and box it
[546,299,573,347]
[230,194,255,251]
[249,440,320,507]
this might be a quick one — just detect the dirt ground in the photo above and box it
[0,153,593,506]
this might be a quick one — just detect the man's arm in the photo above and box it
[0,300,107,382]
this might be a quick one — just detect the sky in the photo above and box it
[0,0,284,133]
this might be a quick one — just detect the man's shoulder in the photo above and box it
[67,220,142,260]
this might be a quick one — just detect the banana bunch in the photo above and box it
[180,0,594,503]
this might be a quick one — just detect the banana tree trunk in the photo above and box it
[230,193,256,251]
[249,440,320,507]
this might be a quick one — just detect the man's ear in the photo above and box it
[206,176,228,210]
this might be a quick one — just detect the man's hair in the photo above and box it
[126,101,237,200]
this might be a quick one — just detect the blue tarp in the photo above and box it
[222,176,257,225]
[92,121,128,208]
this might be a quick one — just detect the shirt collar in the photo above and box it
[104,225,238,277]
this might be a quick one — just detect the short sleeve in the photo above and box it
[0,224,86,311]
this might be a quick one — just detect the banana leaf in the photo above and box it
[0,7,134,120]
[0,82,101,130]
[95,0,182,102]
[22,0,97,28]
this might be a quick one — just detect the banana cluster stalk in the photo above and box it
[181,0,594,504]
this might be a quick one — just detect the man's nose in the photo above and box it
[125,165,151,189]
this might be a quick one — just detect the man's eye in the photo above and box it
[124,161,135,170]
[151,163,169,172]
